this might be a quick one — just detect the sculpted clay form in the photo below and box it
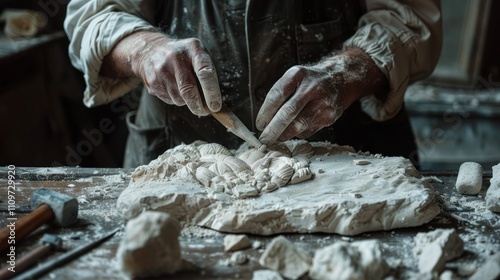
[117,141,439,236]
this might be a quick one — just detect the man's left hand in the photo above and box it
[256,47,388,145]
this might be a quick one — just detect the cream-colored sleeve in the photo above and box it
[344,0,442,121]
[64,0,158,107]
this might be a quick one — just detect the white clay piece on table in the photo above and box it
[486,163,500,212]
[116,211,182,277]
[455,162,483,195]
[259,236,311,280]
[309,240,388,280]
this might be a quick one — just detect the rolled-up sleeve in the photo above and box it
[64,0,158,107]
[344,0,442,121]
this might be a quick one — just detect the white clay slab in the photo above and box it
[117,143,439,236]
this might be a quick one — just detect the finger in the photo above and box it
[142,57,179,106]
[295,125,322,139]
[277,100,323,141]
[175,67,206,116]
[294,102,343,139]
[278,113,315,141]
[142,61,161,95]
[292,116,324,140]
[161,72,182,105]
[259,99,307,145]
[190,44,222,112]
[256,67,302,131]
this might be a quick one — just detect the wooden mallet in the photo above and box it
[0,188,78,253]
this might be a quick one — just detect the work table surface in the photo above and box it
[0,167,498,279]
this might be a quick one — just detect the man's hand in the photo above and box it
[256,48,388,145]
[101,31,222,116]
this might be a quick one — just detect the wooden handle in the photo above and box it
[0,204,55,253]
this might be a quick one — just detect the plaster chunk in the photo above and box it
[252,270,284,280]
[418,242,446,274]
[486,163,500,212]
[457,263,477,277]
[440,270,455,280]
[353,159,371,165]
[309,240,388,280]
[259,236,312,280]
[116,211,182,277]
[455,162,483,194]
[414,229,464,261]
[224,234,252,252]
[470,252,500,280]
[229,251,248,265]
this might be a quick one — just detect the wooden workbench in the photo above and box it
[0,167,498,279]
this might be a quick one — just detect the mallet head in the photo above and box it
[31,188,78,227]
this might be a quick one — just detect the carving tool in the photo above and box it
[0,234,62,279]
[13,228,119,280]
[202,100,263,149]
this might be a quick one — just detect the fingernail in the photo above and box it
[256,119,266,130]
[259,135,269,145]
[210,101,221,111]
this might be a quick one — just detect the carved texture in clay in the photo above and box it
[130,140,314,198]
[117,141,439,236]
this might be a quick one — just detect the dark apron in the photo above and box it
[124,0,419,168]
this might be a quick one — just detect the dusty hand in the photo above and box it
[256,48,387,145]
[130,32,222,116]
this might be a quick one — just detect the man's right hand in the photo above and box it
[101,31,222,116]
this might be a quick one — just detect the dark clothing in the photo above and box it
[123,0,418,168]
[124,92,418,168]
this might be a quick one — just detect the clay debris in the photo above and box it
[414,229,464,274]
[252,270,284,280]
[455,162,483,195]
[486,163,500,212]
[229,251,248,265]
[224,234,251,252]
[470,252,500,280]
[259,236,312,280]
[309,240,388,280]
[418,242,446,274]
[116,211,182,277]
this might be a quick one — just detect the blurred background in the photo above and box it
[0,0,499,170]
